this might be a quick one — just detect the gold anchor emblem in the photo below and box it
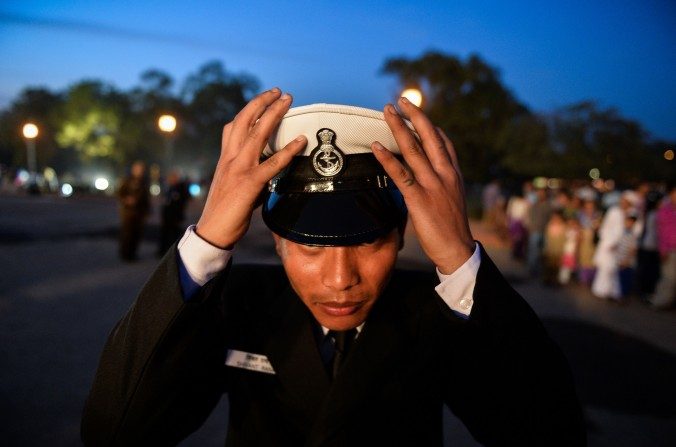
[311,128,344,177]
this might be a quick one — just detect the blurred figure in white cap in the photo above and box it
[592,190,640,300]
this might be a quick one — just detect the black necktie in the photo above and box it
[328,329,357,379]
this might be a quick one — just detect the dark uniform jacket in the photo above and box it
[118,176,150,218]
[81,245,586,446]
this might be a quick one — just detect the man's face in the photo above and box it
[273,230,400,331]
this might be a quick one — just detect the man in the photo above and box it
[82,90,585,446]
[157,169,190,257]
[526,187,551,277]
[650,183,676,309]
[117,160,150,261]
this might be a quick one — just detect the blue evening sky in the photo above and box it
[1,0,674,139]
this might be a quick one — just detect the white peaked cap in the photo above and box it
[262,103,416,157]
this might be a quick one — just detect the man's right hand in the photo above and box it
[195,88,307,249]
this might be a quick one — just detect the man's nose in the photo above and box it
[321,247,359,292]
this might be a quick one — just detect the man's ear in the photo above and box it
[397,220,407,251]
[272,232,285,258]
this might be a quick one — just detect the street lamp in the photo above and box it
[158,114,177,133]
[158,114,177,168]
[22,122,39,180]
[400,88,424,108]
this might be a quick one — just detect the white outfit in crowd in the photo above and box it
[592,205,625,299]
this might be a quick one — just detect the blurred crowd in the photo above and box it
[482,179,676,310]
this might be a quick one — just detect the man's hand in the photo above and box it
[196,88,307,248]
[372,97,474,275]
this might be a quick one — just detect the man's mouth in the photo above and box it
[316,301,364,317]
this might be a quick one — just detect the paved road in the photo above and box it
[1,194,674,446]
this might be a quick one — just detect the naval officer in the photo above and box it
[82,88,586,446]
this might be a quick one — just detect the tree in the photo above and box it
[495,114,558,178]
[548,102,664,183]
[55,81,142,167]
[382,51,529,181]
[127,69,184,165]
[180,61,259,166]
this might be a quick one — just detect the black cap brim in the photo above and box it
[262,189,407,246]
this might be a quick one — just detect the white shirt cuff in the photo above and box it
[177,225,232,286]
[434,242,481,317]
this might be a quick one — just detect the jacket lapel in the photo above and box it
[263,286,331,431]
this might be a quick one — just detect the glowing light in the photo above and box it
[43,167,56,181]
[22,123,38,139]
[94,177,109,191]
[61,183,73,197]
[17,169,30,183]
[533,177,547,189]
[589,168,600,180]
[150,184,161,196]
[547,178,561,189]
[401,88,423,107]
[189,183,201,197]
[158,115,177,133]
[665,149,674,161]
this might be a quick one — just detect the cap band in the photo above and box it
[268,153,402,193]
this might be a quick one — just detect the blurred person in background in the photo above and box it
[616,214,639,298]
[554,189,578,219]
[559,216,581,285]
[634,182,651,216]
[636,192,662,300]
[157,170,190,257]
[117,161,150,261]
[492,195,510,242]
[506,181,531,260]
[527,188,551,276]
[576,199,601,286]
[650,184,676,309]
[592,191,638,300]
[482,179,502,222]
[543,210,566,285]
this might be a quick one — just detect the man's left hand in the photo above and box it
[372,97,474,275]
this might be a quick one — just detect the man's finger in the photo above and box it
[397,97,452,171]
[220,122,233,156]
[382,104,437,186]
[436,127,460,171]
[242,93,293,162]
[436,127,466,195]
[230,88,282,148]
[255,135,307,183]
[371,141,421,198]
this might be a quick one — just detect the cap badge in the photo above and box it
[311,128,344,177]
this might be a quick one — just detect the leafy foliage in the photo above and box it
[0,61,258,174]
[0,55,671,183]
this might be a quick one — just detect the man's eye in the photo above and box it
[298,245,322,254]
[359,238,379,248]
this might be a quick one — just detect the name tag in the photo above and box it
[225,349,276,375]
